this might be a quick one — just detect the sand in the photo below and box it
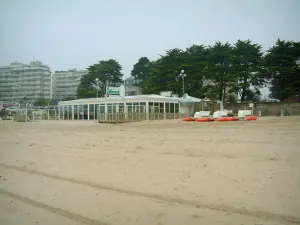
[0,117,299,225]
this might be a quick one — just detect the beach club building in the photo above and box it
[57,93,203,122]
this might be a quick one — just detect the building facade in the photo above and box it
[0,61,51,103]
[52,69,87,101]
[124,76,142,96]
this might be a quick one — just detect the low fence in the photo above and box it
[195,102,300,117]
[225,102,300,116]
[254,103,300,116]
[14,109,59,122]
[98,112,184,123]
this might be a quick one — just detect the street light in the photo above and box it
[176,70,187,97]
[105,80,110,98]
[93,78,100,98]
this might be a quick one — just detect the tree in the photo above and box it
[142,46,209,98]
[226,94,237,103]
[264,39,300,101]
[144,48,185,95]
[131,57,151,90]
[232,40,264,102]
[77,59,123,98]
[33,98,51,106]
[206,42,235,102]
[134,39,299,102]
[62,96,76,101]
[243,89,261,102]
[181,45,208,98]
[50,99,59,105]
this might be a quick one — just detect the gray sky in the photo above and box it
[1,0,299,97]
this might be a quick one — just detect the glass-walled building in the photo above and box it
[57,95,182,121]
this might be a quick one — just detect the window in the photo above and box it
[126,102,133,113]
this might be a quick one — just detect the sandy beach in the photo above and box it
[0,117,299,225]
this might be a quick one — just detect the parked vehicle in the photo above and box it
[0,109,13,120]
[268,98,280,102]
[5,107,21,113]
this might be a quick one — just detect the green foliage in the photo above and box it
[143,46,209,97]
[131,57,151,90]
[232,40,264,102]
[143,49,186,94]
[264,39,300,101]
[138,41,268,102]
[226,89,260,103]
[243,89,261,102]
[33,98,51,106]
[226,94,237,103]
[182,45,208,98]
[50,99,59,105]
[62,96,76,101]
[206,42,236,102]
[135,39,299,102]
[77,59,123,98]
[75,39,299,102]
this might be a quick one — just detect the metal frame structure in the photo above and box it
[14,108,59,122]
[57,95,184,121]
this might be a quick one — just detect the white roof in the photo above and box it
[58,95,178,105]
[181,96,202,102]
[58,94,208,106]
[180,94,205,103]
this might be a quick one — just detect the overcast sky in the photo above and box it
[1,0,299,97]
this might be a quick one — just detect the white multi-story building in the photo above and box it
[0,61,51,102]
[52,69,87,100]
[124,76,142,96]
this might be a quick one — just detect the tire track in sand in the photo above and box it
[0,188,110,225]
[1,163,299,224]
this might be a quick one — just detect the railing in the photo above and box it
[98,112,184,123]
[14,109,59,122]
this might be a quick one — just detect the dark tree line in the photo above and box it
[76,39,299,102]
[131,39,300,102]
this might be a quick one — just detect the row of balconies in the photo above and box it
[53,82,80,86]
[0,85,50,88]
[0,82,47,85]
[0,80,50,83]
[0,76,50,79]
[3,74,51,79]
[52,82,79,86]
[52,79,80,83]
[0,90,51,94]
[0,95,49,97]
[8,70,51,73]
[0,94,51,97]
[0,95,51,98]
[0,80,50,84]
[53,86,78,89]
[53,91,76,94]
[52,88,75,91]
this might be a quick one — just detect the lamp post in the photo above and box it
[94,78,100,98]
[105,80,109,98]
[176,70,187,97]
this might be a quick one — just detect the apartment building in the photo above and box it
[52,69,87,100]
[0,61,51,102]
[124,76,142,96]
